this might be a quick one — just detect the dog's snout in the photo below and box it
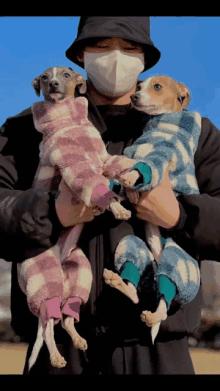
[131,94,139,102]
[49,80,60,89]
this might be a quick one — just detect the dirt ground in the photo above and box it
[0,342,220,374]
[0,342,28,374]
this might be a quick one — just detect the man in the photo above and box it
[1,16,220,374]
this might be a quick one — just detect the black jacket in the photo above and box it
[1,89,220,373]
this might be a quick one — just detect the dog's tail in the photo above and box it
[28,318,44,372]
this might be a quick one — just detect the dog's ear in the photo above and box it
[176,82,190,108]
[31,76,41,97]
[75,73,87,94]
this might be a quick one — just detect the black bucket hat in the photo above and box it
[66,16,161,72]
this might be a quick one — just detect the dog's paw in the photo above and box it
[115,209,131,220]
[120,171,140,187]
[109,200,131,220]
[50,352,67,368]
[103,269,122,288]
[113,204,131,220]
[103,270,139,303]
[62,316,88,351]
[141,308,167,327]
[73,336,88,351]
[103,268,114,284]
[92,205,105,216]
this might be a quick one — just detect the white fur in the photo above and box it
[135,76,184,115]
[28,318,44,372]
[151,297,167,344]
[151,321,161,345]
[51,67,59,83]
[145,223,162,265]
[141,77,153,92]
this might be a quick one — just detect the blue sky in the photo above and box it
[0,16,220,129]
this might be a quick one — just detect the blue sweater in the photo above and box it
[123,110,201,197]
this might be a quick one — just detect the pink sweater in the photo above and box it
[32,96,135,209]
[16,96,136,324]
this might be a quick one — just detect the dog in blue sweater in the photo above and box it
[103,75,201,343]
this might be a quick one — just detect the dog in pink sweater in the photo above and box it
[17,67,137,372]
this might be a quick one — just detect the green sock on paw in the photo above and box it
[158,275,176,310]
[120,261,140,288]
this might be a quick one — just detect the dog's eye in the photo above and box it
[64,73,71,78]
[41,75,48,81]
[154,84,162,90]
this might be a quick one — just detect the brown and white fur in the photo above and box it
[103,75,190,341]
[26,66,137,372]
[27,67,89,371]
[121,75,190,188]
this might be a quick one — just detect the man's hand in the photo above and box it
[55,179,95,227]
[134,168,181,229]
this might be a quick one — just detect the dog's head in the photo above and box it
[31,66,87,102]
[131,75,190,115]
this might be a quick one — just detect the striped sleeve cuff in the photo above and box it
[91,185,118,209]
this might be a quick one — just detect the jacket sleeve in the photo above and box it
[0,115,63,263]
[165,117,220,262]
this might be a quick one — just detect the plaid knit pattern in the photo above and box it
[115,110,202,305]
[32,96,135,207]
[124,110,201,195]
[17,96,136,321]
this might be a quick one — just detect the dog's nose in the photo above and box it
[131,94,139,102]
[49,80,60,88]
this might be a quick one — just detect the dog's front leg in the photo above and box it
[108,198,131,220]
[119,170,140,188]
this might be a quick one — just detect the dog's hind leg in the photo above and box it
[61,315,87,350]
[43,317,67,368]
[29,317,67,370]
[60,246,92,351]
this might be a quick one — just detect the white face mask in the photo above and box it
[84,50,145,97]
